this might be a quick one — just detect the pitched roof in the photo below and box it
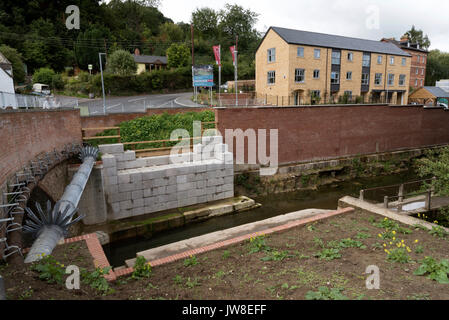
[133,54,167,64]
[0,52,11,65]
[262,27,411,57]
[382,38,429,53]
[423,86,449,98]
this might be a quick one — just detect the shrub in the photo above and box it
[414,257,449,284]
[31,254,65,284]
[33,67,56,86]
[106,49,137,76]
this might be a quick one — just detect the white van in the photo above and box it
[32,83,51,96]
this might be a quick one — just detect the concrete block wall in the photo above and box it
[98,136,234,221]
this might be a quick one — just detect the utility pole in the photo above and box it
[219,44,221,107]
[191,24,196,103]
[99,53,106,114]
[235,35,238,106]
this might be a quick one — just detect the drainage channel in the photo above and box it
[103,170,418,267]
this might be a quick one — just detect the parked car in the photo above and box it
[437,102,448,109]
[32,83,52,96]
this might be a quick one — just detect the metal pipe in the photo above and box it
[24,146,98,263]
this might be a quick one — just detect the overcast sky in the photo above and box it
[159,0,449,51]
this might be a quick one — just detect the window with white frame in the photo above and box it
[415,79,418,86]
[346,71,352,80]
[361,73,369,85]
[344,91,352,97]
[420,79,423,86]
[331,71,340,84]
[267,48,276,63]
[374,73,382,85]
[388,73,394,86]
[399,74,406,86]
[417,56,421,63]
[402,58,406,66]
[332,50,341,65]
[415,68,418,75]
[423,56,426,64]
[311,90,320,98]
[377,55,382,64]
[362,53,371,67]
[347,52,353,61]
[297,47,304,57]
[314,49,321,59]
[295,68,305,83]
[390,56,395,65]
[313,69,320,79]
[267,71,275,84]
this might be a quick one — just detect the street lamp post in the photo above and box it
[99,53,106,115]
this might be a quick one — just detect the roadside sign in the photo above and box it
[88,64,93,70]
[192,65,214,87]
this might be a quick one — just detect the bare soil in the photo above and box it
[2,210,449,300]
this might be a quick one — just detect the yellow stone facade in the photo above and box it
[255,29,411,105]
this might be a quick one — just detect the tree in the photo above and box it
[405,25,431,50]
[106,49,137,75]
[32,67,56,85]
[166,43,190,68]
[425,50,449,86]
[159,22,185,42]
[417,147,449,196]
[218,3,260,52]
[0,44,25,84]
[191,7,219,37]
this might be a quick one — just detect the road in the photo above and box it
[77,91,201,115]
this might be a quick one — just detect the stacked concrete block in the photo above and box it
[99,136,234,221]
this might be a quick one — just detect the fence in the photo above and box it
[0,91,79,110]
[359,178,435,211]
[81,121,217,157]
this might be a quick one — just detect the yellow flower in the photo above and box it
[378,233,382,238]
[406,247,411,253]
[434,220,438,224]
[61,264,64,268]
[383,244,387,247]
[392,237,396,241]
[401,239,404,243]
[389,242,393,245]
[392,231,396,235]
[418,213,421,217]
[414,239,419,243]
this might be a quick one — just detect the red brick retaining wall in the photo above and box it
[0,109,82,187]
[215,104,449,165]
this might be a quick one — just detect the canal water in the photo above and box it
[103,170,418,267]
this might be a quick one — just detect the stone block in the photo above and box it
[166,185,177,194]
[142,169,164,180]
[120,200,132,210]
[132,198,144,208]
[130,171,142,183]
[153,186,166,195]
[102,155,116,168]
[106,175,118,185]
[133,207,145,216]
[132,190,143,200]
[143,188,152,198]
[99,143,124,154]
[124,150,136,161]
[143,180,153,189]
[105,167,117,177]
[118,183,133,193]
[111,202,120,214]
[224,176,234,184]
[224,190,234,198]
[109,191,131,202]
[117,173,130,184]
[105,184,118,194]
[177,182,195,192]
[146,155,169,167]
[177,175,187,184]
[153,178,168,187]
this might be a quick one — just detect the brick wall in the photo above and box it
[215,104,449,166]
[0,109,82,188]
[80,107,209,137]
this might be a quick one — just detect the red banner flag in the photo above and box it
[230,45,236,65]
[213,45,221,66]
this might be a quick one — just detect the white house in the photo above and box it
[0,52,17,108]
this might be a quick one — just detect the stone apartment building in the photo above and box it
[381,35,428,90]
[256,27,412,105]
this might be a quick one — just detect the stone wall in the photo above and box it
[96,136,234,223]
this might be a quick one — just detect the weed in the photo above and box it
[183,255,199,267]
[429,225,448,238]
[312,236,324,248]
[329,238,366,249]
[185,277,200,289]
[415,245,424,254]
[18,288,33,300]
[248,235,271,254]
[215,270,226,279]
[305,286,348,300]
[81,266,113,294]
[31,254,65,284]
[131,256,152,279]
[173,275,183,285]
[386,247,411,264]
[407,293,430,300]
[261,250,293,262]
[414,256,449,284]
[222,250,231,259]
[355,232,371,239]
[314,248,342,261]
